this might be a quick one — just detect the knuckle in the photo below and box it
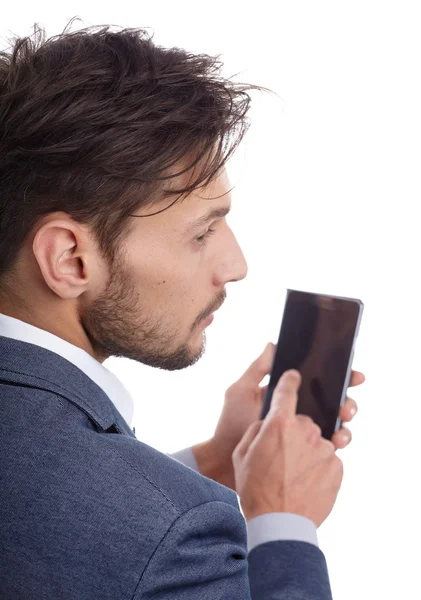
[269,410,287,427]
[278,413,294,430]
[297,414,320,436]
[266,411,294,435]
[320,438,335,456]
[311,422,322,437]
[296,414,313,425]
[326,439,336,453]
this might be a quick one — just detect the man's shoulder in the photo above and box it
[1,382,239,518]
[2,407,242,593]
[97,431,239,515]
[0,389,245,599]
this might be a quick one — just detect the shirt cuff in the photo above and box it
[246,512,319,553]
[169,446,200,472]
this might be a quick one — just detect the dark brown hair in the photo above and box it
[0,18,272,286]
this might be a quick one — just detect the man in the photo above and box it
[0,21,364,599]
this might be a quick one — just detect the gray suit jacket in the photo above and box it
[0,336,332,599]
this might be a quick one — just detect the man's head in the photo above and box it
[0,21,269,369]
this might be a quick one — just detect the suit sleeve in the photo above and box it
[132,500,332,600]
[248,540,332,599]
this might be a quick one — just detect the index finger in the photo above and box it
[268,369,301,419]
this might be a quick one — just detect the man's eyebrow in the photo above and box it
[184,205,231,234]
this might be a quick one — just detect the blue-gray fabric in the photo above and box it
[0,311,320,552]
[0,335,332,598]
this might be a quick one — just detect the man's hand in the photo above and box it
[233,370,344,526]
[192,342,365,491]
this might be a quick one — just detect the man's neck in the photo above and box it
[0,301,104,362]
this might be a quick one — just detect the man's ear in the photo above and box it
[32,219,90,299]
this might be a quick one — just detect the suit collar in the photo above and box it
[0,312,134,427]
[0,335,135,436]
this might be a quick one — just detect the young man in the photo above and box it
[0,21,363,599]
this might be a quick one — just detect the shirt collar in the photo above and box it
[0,312,134,427]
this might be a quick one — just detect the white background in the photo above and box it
[3,3,420,598]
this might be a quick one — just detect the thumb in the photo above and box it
[240,342,276,387]
[268,370,301,419]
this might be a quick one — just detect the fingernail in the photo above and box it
[349,407,356,417]
[342,431,350,442]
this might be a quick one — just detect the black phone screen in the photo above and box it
[260,290,363,440]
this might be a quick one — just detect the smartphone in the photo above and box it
[260,289,364,440]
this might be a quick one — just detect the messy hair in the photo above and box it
[0,18,272,284]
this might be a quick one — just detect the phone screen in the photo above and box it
[260,290,363,439]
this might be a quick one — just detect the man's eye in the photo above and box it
[196,228,216,245]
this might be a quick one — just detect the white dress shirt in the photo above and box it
[0,312,318,552]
